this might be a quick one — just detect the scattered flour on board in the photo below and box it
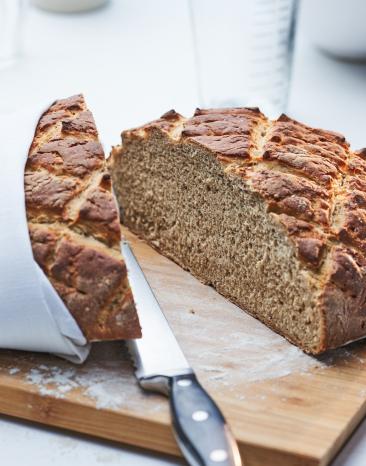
[166,300,329,385]
[21,343,162,412]
[26,365,132,408]
[196,334,326,385]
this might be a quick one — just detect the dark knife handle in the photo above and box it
[169,374,242,466]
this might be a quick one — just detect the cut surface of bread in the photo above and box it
[110,107,366,354]
[25,94,141,341]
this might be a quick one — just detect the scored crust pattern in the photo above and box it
[25,95,141,341]
[124,107,366,351]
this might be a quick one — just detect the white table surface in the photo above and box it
[1,1,366,465]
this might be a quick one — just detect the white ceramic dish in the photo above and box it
[32,0,109,13]
[303,0,366,61]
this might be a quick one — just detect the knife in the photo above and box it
[122,241,242,466]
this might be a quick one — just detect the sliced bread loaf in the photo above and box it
[110,107,366,354]
[25,94,141,341]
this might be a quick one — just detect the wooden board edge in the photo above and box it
[0,383,179,455]
[320,398,366,466]
[0,383,323,466]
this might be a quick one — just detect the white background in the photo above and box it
[1,1,366,465]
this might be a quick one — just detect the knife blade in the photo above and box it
[122,240,242,466]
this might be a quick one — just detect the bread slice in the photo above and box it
[25,94,141,341]
[110,107,366,354]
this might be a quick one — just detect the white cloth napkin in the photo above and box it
[0,103,90,363]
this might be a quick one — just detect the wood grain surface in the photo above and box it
[0,228,366,466]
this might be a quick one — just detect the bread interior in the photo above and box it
[111,130,322,353]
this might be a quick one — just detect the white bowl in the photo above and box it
[32,0,109,13]
[303,0,366,61]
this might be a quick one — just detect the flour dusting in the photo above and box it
[27,367,77,398]
[169,303,326,385]
[23,343,162,412]
[26,365,134,408]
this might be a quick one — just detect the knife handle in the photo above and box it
[169,374,242,466]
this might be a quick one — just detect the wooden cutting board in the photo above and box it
[1,228,366,466]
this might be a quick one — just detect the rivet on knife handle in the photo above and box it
[140,373,242,466]
[171,373,241,466]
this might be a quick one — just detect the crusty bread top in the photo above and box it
[25,94,141,341]
[122,107,358,266]
[120,107,366,349]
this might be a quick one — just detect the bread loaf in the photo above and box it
[25,94,141,341]
[110,107,366,354]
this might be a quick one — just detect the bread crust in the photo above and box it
[113,107,366,353]
[25,94,141,341]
